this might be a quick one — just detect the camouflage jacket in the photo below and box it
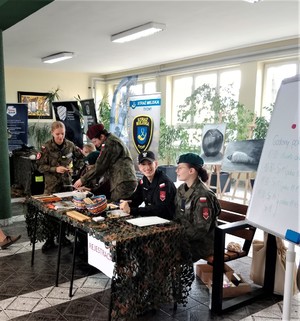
[37,138,84,194]
[175,178,221,261]
[80,133,137,192]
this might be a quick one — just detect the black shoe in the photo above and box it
[42,239,57,253]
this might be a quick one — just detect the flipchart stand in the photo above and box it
[283,230,300,321]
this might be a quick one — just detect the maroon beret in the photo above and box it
[86,124,105,140]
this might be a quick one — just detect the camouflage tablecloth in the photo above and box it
[25,197,194,321]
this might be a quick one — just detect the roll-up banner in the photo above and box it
[109,75,138,146]
[52,101,83,148]
[6,103,28,152]
[80,98,97,135]
[127,93,161,166]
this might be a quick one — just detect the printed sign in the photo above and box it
[6,103,28,151]
[87,234,115,278]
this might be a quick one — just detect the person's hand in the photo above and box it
[56,166,70,174]
[73,179,83,189]
[120,200,131,214]
[77,186,91,192]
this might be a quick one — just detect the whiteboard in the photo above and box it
[247,75,300,240]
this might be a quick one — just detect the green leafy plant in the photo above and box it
[28,123,52,149]
[158,118,198,165]
[178,84,255,143]
[253,104,274,139]
[98,93,111,129]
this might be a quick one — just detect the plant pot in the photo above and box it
[158,165,177,182]
[210,172,231,193]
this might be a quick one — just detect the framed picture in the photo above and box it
[17,91,53,119]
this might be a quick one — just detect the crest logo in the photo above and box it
[132,115,153,153]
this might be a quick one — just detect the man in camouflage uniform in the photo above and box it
[73,123,137,201]
[175,153,221,262]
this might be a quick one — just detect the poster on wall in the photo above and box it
[6,103,28,152]
[52,101,83,148]
[80,99,97,135]
[127,93,161,166]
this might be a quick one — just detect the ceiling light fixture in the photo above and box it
[243,0,263,3]
[111,22,166,43]
[42,52,74,64]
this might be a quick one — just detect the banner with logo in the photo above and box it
[52,101,83,148]
[6,103,28,151]
[128,93,161,166]
[80,98,97,135]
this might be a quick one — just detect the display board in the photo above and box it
[247,75,299,240]
[7,103,28,151]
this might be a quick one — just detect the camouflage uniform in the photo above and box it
[80,133,137,201]
[175,178,221,261]
[37,138,84,194]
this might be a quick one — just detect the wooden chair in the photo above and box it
[208,199,276,313]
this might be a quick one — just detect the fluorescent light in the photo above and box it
[243,0,263,3]
[42,52,74,64]
[111,22,166,43]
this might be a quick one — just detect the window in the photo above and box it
[130,80,157,95]
[262,61,299,117]
[172,68,241,125]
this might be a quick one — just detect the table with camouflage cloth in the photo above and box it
[25,197,195,321]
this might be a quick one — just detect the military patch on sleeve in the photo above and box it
[160,190,166,201]
[202,207,209,220]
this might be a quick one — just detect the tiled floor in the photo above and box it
[0,200,299,321]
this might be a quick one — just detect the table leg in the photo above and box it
[56,220,63,287]
[69,228,78,297]
[31,210,38,266]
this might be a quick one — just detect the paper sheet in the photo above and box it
[53,191,77,198]
[126,216,170,227]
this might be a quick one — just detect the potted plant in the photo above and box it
[177,83,255,193]
[253,104,274,140]
[158,117,198,181]
[98,93,111,129]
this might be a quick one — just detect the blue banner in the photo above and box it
[7,103,28,152]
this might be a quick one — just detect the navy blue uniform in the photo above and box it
[129,168,176,220]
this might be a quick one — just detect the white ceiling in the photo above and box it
[3,0,300,75]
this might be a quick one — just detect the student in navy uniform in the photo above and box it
[120,151,176,220]
[175,153,221,262]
